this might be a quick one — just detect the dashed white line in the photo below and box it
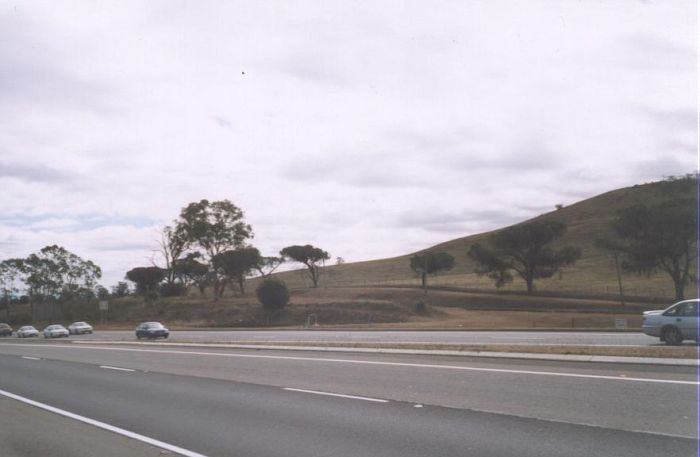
[99,365,135,372]
[21,356,41,360]
[2,343,697,386]
[0,388,209,457]
[283,387,388,403]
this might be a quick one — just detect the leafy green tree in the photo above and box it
[175,199,253,299]
[213,247,262,295]
[126,267,165,303]
[254,256,285,278]
[409,251,455,288]
[111,281,130,297]
[95,285,110,300]
[468,221,581,292]
[603,199,696,300]
[280,245,330,288]
[173,253,209,295]
[256,278,289,324]
[22,245,102,302]
[0,259,24,318]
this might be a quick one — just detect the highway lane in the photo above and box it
[41,329,666,345]
[0,395,167,457]
[0,353,695,457]
[0,341,696,438]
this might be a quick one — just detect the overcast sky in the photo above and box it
[0,1,697,287]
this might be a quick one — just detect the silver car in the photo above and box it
[43,324,70,339]
[68,321,93,335]
[17,326,39,338]
[642,299,699,345]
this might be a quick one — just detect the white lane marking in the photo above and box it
[283,387,388,403]
[99,365,135,372]
[0,388,209,457]
[1,343,697,386]
[22,356,41,360]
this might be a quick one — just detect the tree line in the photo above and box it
[125,199,330,302]
[0,245,102,319]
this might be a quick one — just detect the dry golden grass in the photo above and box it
[262,178,696,300]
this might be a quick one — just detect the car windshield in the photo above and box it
[146,323,164,329]
[73,322,87,326]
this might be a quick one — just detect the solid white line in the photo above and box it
[0,388,209,457]
[99,365,135,372]
[283,387,388,403]
[21,356,41,360]
[2,343,697,386]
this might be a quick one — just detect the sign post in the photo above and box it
[98,300,108,326]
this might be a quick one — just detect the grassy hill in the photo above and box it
[75,176,693,330]
[268,176,696,300]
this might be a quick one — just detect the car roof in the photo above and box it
[671,299,700,305]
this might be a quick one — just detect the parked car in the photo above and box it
[642,299,699,345]
[17,326,39,338]
[0,323,12,337]
[136,322,169,340]
[43,324,70,339]
[68,321,93,335]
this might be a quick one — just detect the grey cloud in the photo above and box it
[397,208,519,232]
[383,128,560,173]
[213,116,232,129]
[0,162,76,184]
[284,154,429,189]
[436,140,561,173]
[281,50,350,86]
[636,106,697,132]
[634,155,694,180]
[663,138,697,155]
[0,16,116,115]
[619,34,695,72]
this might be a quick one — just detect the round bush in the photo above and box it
[256,278,289,311]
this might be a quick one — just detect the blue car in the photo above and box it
[135,322,170,340]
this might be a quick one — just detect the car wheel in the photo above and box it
[663,327,683,346]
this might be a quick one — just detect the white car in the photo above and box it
[43,324,70,339]
[642,299,699,345]
[17,326,39,338]
[68,321,93,335]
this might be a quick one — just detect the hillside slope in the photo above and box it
[270,177,696,300]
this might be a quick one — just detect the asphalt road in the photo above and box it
[0,341,696,456]
[0,395,166,457]
[28,329,669,345]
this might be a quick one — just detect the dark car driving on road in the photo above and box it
[136,322,169,340]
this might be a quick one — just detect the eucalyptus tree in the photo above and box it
[175,199,253,299]
[280,245,330,288]
[409,251,455,289]
[468,220,581,292]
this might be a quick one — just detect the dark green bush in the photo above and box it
[256,278,289,311]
